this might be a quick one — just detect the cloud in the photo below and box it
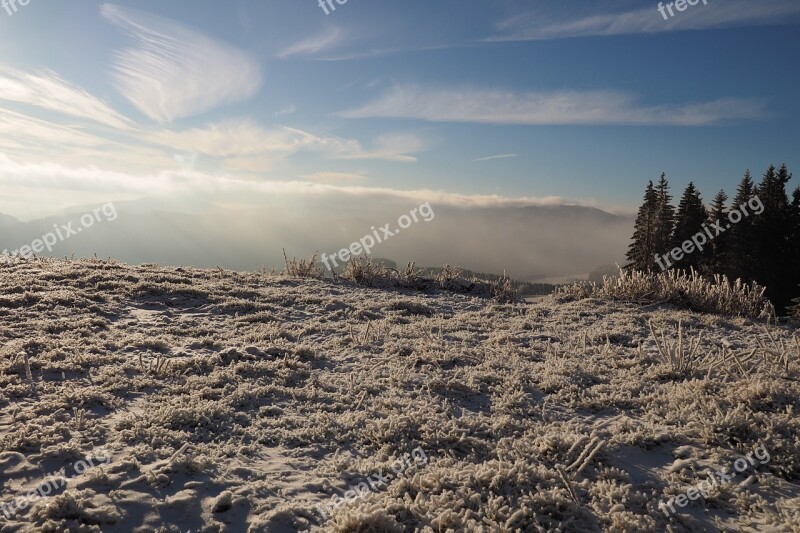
[333,133,422,162]
[101,3,262,123]
[0,107,111,150]
[0,106,186,175]
[0,118,188,177]
[278,127,421,162]
[276,104,296,116]
[312,43,458,62]
[278,27,344,58]
[0,68,132,129]
[0,102,420,187]
[489,0,800,41]
[147,120,311,158]
[300,172,368,184]
[473,153,517,162]
[145,120,420,163]
[0,150,586,220]
[339,85,765,126]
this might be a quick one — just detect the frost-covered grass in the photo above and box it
[557,268,776,321]
[338,258,518,304]
[0,258,798,532]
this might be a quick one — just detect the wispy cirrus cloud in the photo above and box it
[339,85,766,126]
[279,127,421,162]
[0,151,584,220]
[0,107,110,150]
[332,132,423,163]
[146,120,421,163]
[275,104,296,116]
[101,3,262,123]
[0,68,132,129]
[0,106,197,176]
[473,153,517,162]
[489,0,800,41]
[300,172,368,184]
[278,27,344,58]
[313,43,459,62]
[147,120,315,159]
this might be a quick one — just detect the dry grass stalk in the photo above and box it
[566,437,605,474]
[282,249,322,278]
[556,465,580,504]
[139,352,171,375]
[350,319,392,345]
[756,326,799,372]
[557,268,775,320]
[22,351,35,395]
[648,320,704,373]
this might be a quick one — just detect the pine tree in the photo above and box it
[752,164,794,313]
[758,164,789,212]
[706,189,729,275]
[782,169,800,301]
[671,182,707,271]
[732,170,756,207]
[728,170,757,282]
[791,187,800,316]
[626,181,659,271]
[653,173,675,263]
[793,187,800,213]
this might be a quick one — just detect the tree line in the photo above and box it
[626,164,800,315]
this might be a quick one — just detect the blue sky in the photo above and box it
[1,0,798,219]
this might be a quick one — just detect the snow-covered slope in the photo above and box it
[0,259,797,532]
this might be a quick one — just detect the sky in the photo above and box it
[0,0,799,221]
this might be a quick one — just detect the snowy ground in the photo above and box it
[0,259,798,532]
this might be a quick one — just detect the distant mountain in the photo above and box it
[0,214,20,229]
[0,196,634,278]
[57,196,223,217]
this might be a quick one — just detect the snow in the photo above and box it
[0,258,798,532]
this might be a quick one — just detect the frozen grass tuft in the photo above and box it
[648,319,704,374]
[755,326,800,373]
[340,258,398,288]
[489,273,518,304]
[557,268,775,320]
[282,249,323,279]
[339,258,518,303]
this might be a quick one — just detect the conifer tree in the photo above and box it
[783,170,800,289]
[728,170,757,282]
[792,187,800,213]
[707,189,729,275]
[752,164,793,313]
[791,187,800,316]
[671,182,707,271]
[626,181,659,271]
[653,173,675,262]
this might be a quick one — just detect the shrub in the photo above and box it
[281,250,322,279]
[791,291,800,318]
[556,268,775,320]
[339,259,518,303]
[489,274,518,304]
[339,258,397,288]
